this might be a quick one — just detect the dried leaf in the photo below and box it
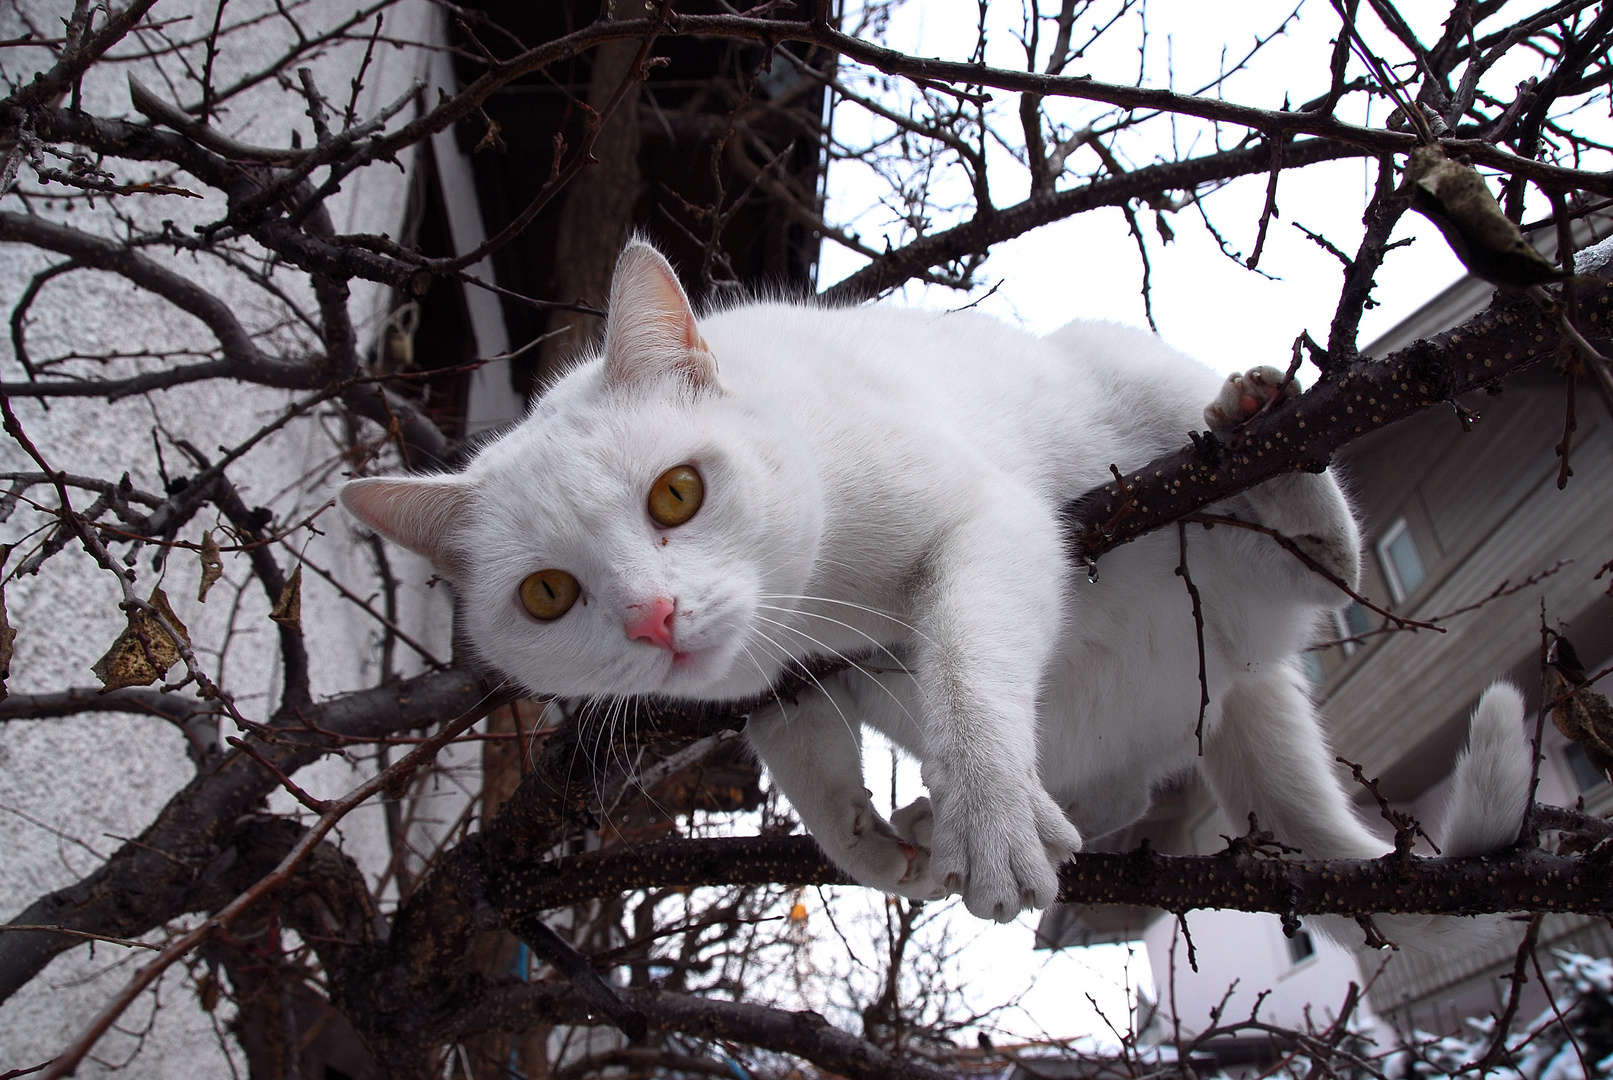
[91,587,191,692]
[197,530,223,603]
[0,586,16,704]
[1406,144,1570,290]
[270,565,302,630]
[475,114,506,154]
[1550,635,1613,783]
[197,971,219,1013]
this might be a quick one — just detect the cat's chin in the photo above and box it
[650,645,770,701]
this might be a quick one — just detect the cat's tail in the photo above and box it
[1364,681,1532,957]
[1436,682,1532,858]
[1203,675,1531,960]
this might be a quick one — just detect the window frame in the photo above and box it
[1561,740,1610,796]
[1286,926,1317,967]
[1376,516,1425,603]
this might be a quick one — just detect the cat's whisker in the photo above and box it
[737,642,785,718]
[628,696,661,818]
[758,593,935,648]
[590,694,616,810]
[747,626,861,745]
[602,694,633,811]
[626,700,689,828]
[754,603,914,674]
[749,613,917,726]
[584,689,622,785]
[559,695,596,810]
[737,636,798,728]
[595,693,636,818]
[758,591,909,623]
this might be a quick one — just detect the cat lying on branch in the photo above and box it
[342,241,1529,955]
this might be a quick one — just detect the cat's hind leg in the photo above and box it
[1205,368,1362,595]
[1202,669,1531,957]
[1200,667,1383,860]
[745,683,945,900]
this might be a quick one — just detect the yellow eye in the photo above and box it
[647,464,704,528]
[519,569,580,621]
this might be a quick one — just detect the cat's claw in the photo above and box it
[1204,366,1300,430]
[925,782,1082,922]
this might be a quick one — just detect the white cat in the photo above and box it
[342,241,1530,947]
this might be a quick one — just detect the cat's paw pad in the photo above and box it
[1204,366,1300,430]
[829,790,930,894]
[891,796,934,850]
[929,786,1082,922]
[889,797,945,900]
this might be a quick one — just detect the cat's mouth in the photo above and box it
[657,644,738,691]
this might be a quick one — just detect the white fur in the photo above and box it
[341,243,1532,943]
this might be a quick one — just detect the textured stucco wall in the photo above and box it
[0,2,459,1072]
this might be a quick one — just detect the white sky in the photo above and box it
[817,0,1584,369]
[807,0,1611,1045]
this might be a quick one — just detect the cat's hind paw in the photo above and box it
[1204,366,1300,430]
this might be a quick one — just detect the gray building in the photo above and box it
[1322,257,1613,1035]
[1038,235,1613,1041]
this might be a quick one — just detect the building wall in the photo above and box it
[1321,304,1613,1028]
[1136,260,1613,1040]
[0,3,456,1073]
[1142,906,1383,1041]
[1321,375,1613,801]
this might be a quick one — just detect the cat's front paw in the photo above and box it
[824,790,939,896]
[928,784,1082,922]
[1204,366,1300,430]
[887,797,946,901]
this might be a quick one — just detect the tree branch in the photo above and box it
[0,668,510,1004]
[457,983,956,1080]
[1065,279,1613,563]
[0,212,310,387]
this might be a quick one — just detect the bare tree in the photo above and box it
[3,0,1613,1076]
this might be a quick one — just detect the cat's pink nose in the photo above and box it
[625,597,677,651]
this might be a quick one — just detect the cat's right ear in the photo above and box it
[339,476,472,573]
[602,242,718,393]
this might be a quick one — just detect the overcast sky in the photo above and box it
[816,0,1586,372]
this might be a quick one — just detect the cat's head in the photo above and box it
[340,242,822,699]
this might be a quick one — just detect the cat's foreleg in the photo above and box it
[745,688,944,899]
[911,487,1084,922]
[1205,368,1362,593]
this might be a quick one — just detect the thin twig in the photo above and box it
[1184,513,1443,632]
[1174,522,1209,755]
[40,693,497,1078]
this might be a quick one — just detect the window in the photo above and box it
[1327,602,1373,657]
[1342,602,1372,638]
[1302,650,1327,687]
[1287,926,1316,965]
[1377,518,1426,602]
[1563,742,1609,794]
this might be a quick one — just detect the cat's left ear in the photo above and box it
[602,242,718,393]
[339,476,473,577]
